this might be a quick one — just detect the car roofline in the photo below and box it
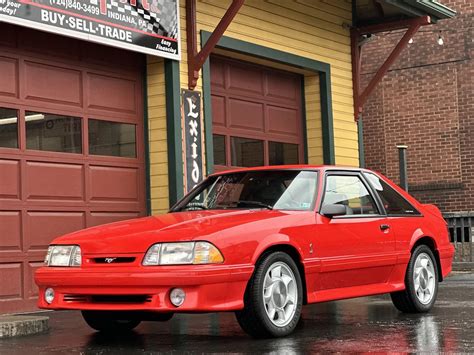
[209,165,371,177]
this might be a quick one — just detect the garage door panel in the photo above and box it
[25,161,84,201]
[24,61,82,106]
[27,262,44,298]
[87,73,137,114]
[19,29,80,61]
[228,98,264,131]
[0,159,20,199]
[211,95,226,127]
[89,212,141,227]
[0,211,21,252]
[89,166,139,202]
[210,58,225,88]
[267,105,300,137]
[0,263,23,300]
[24,212,86,251]
[266,73,299,101]
[227,64,264,95]
[0,56,18,98]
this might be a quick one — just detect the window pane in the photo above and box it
[269,141,298,165]
[364,173,420,215]
[26,111,82,153]
[213,134,226,165]
[89,119,136,158]
[231,137,263,167]
[323,175,378,215]
[0,108,18,148]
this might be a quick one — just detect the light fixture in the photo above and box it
[437,32,444,45]
[408,38,414,44]
[0,113,45,125]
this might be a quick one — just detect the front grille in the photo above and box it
[90,295,152,304]
[63,294,88,303]
[92,257,136,264]
[63,294,153,304]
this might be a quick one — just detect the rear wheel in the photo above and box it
[235,252,303,338]
[391,245,439,313]
[81,311,141,332]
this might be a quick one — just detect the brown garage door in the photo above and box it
[210,56,304,172]
[0,24,146,313]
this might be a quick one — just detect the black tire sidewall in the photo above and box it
[406,245,439,312]
[252,252,303,337]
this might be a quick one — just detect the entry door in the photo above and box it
[316,172,396,290]
[210,56,304,172]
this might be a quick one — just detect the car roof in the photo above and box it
[210,165,375,176]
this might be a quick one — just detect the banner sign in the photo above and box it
[182,89,203,196]
[0,0,180,60]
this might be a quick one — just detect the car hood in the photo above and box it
[53,209,298,254]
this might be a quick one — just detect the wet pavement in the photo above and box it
[1,273,473,354]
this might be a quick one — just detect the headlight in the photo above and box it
[143,242,224,266]
[45,245,82,267]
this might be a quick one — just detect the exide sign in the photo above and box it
[0,0,180,60]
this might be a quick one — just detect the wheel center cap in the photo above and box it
[272,281,287,308]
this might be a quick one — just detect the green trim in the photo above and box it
[300,78,308,164]
[202,57,214,175]
[164,59,184,206]
[143,57,152,215]
[385,0,455,21]
[358,117,365,168]
[200,30,335,167]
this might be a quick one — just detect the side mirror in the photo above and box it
[320,203,347,218]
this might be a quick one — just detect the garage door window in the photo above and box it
[213,134,226,166]
[0,107,18,149]
[26,111,82,153]
[269,142,299,165]
[88,119,136,158]
[231,137,264,167]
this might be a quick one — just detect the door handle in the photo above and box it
[380,224,390,231]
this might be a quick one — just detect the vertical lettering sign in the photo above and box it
[0,0,180,60]
[182,89,203,197]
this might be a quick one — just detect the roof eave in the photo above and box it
[407,0,457,19]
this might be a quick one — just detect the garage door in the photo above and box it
[0,24,146,313]
[210,56,304,172]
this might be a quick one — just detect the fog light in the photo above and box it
[170,288,185,307]
[45,288,55,304]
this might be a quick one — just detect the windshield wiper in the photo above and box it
[237,200,273,210]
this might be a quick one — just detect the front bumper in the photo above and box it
[35,264,254,312]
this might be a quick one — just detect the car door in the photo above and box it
[315,171,397,290]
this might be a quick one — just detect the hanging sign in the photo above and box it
[182,89,203,196]
[0,0,180,60]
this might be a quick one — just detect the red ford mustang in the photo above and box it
[35,166,454,338]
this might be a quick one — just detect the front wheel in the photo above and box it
[391,245,439,313]
[81,311,141,332]
[235,252,303,338]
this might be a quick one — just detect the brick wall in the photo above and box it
[361,0,473,213]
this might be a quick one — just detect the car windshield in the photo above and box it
[173,170,318,212]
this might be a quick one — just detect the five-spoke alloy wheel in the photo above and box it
[236,252,303,338]
[391,245,439,313]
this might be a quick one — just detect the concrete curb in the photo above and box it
[0,315,49,339]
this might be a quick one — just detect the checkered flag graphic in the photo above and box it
[98,0,178,39]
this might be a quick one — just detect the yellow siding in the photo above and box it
[179,0,358,168]
[147,56,169,215]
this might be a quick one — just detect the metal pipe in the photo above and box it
[397,145,408,191]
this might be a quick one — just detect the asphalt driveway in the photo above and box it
[1,273,473,354]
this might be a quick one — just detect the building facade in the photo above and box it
[361,0,472,213]
[0,0,454,313]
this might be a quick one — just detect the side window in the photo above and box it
[363,173,420,216]
[323,175,379,215]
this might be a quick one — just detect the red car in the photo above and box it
[35,166,454,338]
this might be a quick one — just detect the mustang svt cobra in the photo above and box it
[35,166,454,338]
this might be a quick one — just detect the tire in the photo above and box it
[391,245,439,313]
[81,311,141,332]
[235,251,303,338]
